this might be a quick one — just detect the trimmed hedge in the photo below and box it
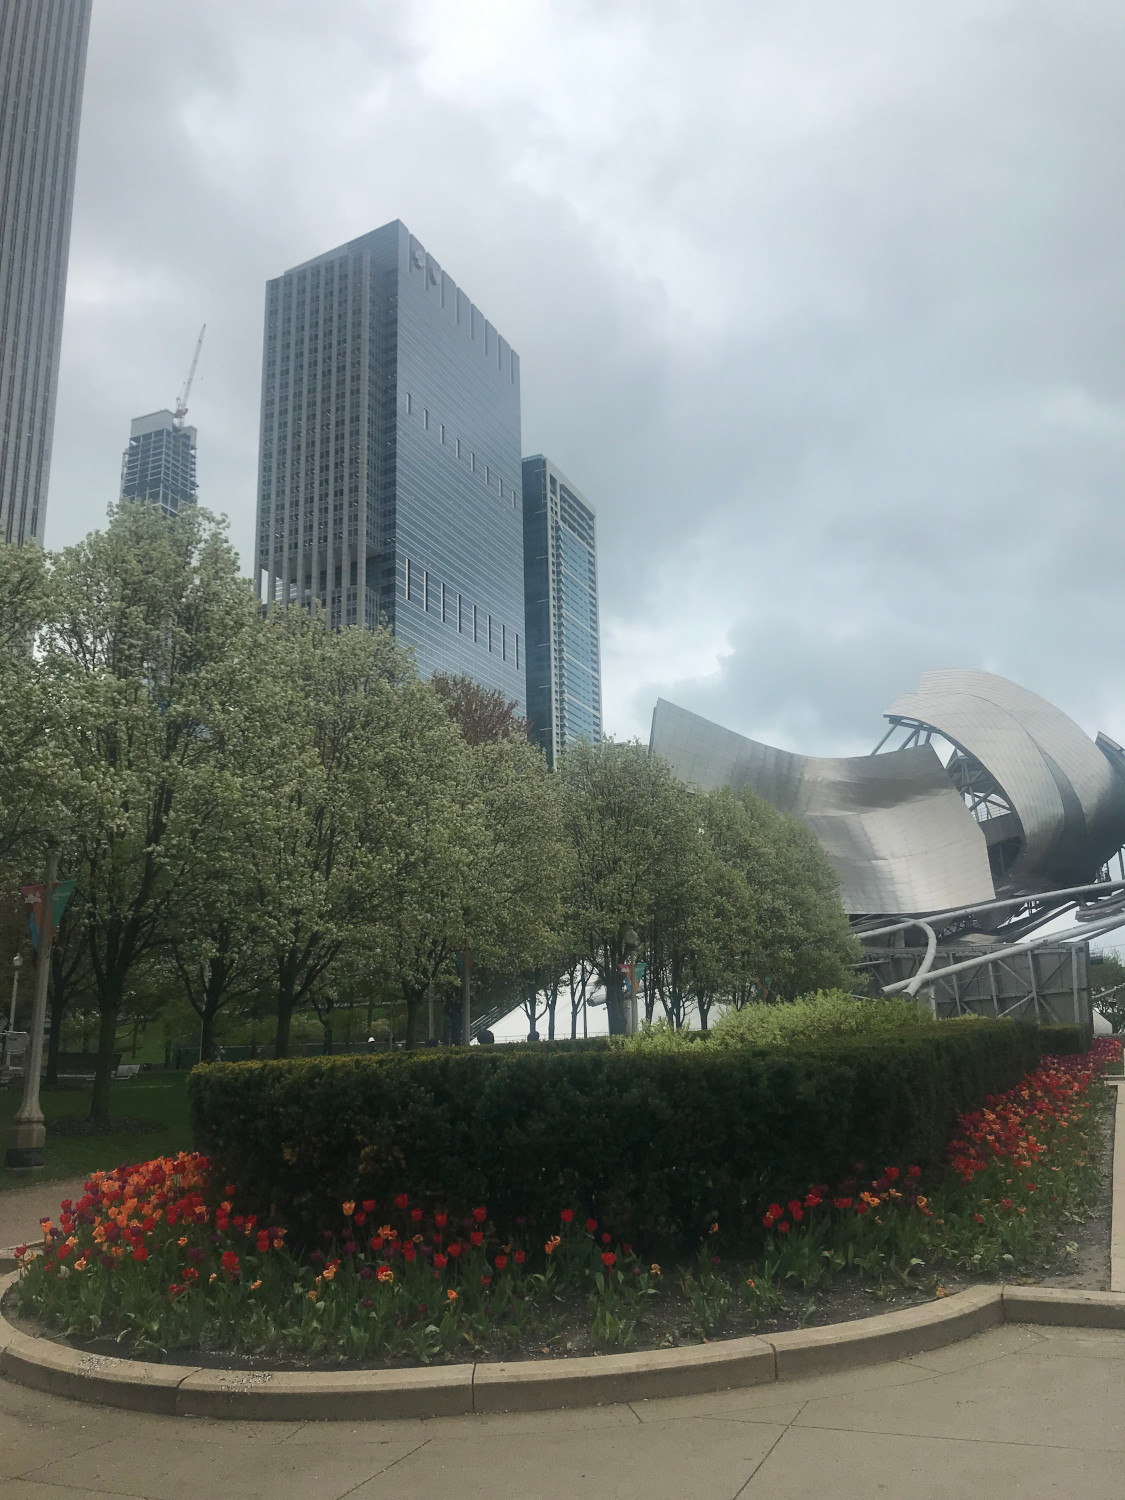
[188,1021,1090,1249]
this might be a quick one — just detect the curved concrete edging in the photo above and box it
[4,1274,1124,1421]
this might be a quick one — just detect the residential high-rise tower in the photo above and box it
[0,0,92,544]
[120,411,198,518]
[522,456,602,768]
[256,221,525,710]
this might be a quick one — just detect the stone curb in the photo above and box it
[5,1270,1125,1421]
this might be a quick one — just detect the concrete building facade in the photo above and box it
[522,455,602,768]
[256,220,526,711]
[0,0,92,543]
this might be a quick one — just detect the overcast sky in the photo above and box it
[47,0,1125,753]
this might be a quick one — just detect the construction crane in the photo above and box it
[173,324,206,428]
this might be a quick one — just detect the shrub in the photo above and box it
[618,990,934,1052]
[188,1021,1088,1251]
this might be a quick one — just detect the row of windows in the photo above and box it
[403,558,520,670]
[403,393,517,510]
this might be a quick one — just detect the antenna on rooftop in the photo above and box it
[173,324,206,428]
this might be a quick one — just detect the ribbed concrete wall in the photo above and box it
[0,0,91,544]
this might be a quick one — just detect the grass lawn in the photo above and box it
[0,1070,194,1191]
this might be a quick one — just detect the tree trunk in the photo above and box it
[90,991,122,1123]
[200,1007,217,1063]
[321,1013,333,1053]
[606,969,628,1035]
[274,987,294,1059]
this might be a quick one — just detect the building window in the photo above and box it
[473,605,479,644]
[440,423,445,444]
[515,633,520,670]
[458,593,464,633]
[424,570,430,611]
[405,558,414,601]
[406,393,413,414]
[502,623,507,661]
[424,409,430,430]
[488,614,493,653]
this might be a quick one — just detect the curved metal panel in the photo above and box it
[886,688,1064,870]
[650,699,995,914]
[886,670,1125,886]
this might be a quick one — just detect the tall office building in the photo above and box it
[256,220,526,711]
[0,0,92,544]
[522,456,602,768]
[120,411,198,517]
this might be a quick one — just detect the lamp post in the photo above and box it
[8,953,23,1032]
[1,953,23,1082]
[6,846,58,1170]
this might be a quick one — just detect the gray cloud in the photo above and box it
[48,0,1125,756]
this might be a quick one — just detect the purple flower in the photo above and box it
[710,1255,721,1267]
[100,1254,114,1269]
[104,1223,120,1243]
[187,1247,205,1264]
[309,1249,324,1265]
[359,1266,373,1281]
[343,1240,357,1256]
[417,1302,428,1317]
[362,1297,373,1310]
[420,1244,433,1260]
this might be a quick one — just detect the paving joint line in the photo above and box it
[730,1398,808,1499]
[787,1417,1125,1453]
[332,1437,431,1497]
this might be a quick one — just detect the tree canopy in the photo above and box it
[0,506,860,1108]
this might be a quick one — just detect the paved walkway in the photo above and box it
[0,1178,88,1253]
[3,1321,1125,1498]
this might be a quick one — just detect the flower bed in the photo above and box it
[10,1039,1118,1366]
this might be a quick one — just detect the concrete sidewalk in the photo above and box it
[0,1177,87,1254]
[3,1321,1124,1498]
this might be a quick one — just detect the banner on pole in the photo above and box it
[22,878,75,950]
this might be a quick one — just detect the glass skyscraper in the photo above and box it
[120,411,197,517]
[522,456,602,768]
[0,0,92,544]
[256,220,526,712]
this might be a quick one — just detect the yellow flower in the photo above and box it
[709,1222,719,1235]
[650,1263,661,1277]
[446,1288,458,1302]
[209,1273,218,1284]
[178,1236,188,1247]
[307,1289,318,1302]
[377,1266,394,1284]
[250,1279,262,1291]
[322,1266,336,1281]
[342,1200,355,1216]
[544,1235,560,1255]
[74,1258,87,1272]
[745,1278,755,1288]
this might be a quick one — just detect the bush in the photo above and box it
[188,1021,1089,1251]
[618,990,934,1052]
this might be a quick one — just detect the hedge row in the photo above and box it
[188,1021,1090,1249]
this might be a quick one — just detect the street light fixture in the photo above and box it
[9,952,23,1031]
[0,953,24,1083]
[5,847,58,1169]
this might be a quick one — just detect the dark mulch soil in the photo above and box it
[5,1091,1113,1372]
